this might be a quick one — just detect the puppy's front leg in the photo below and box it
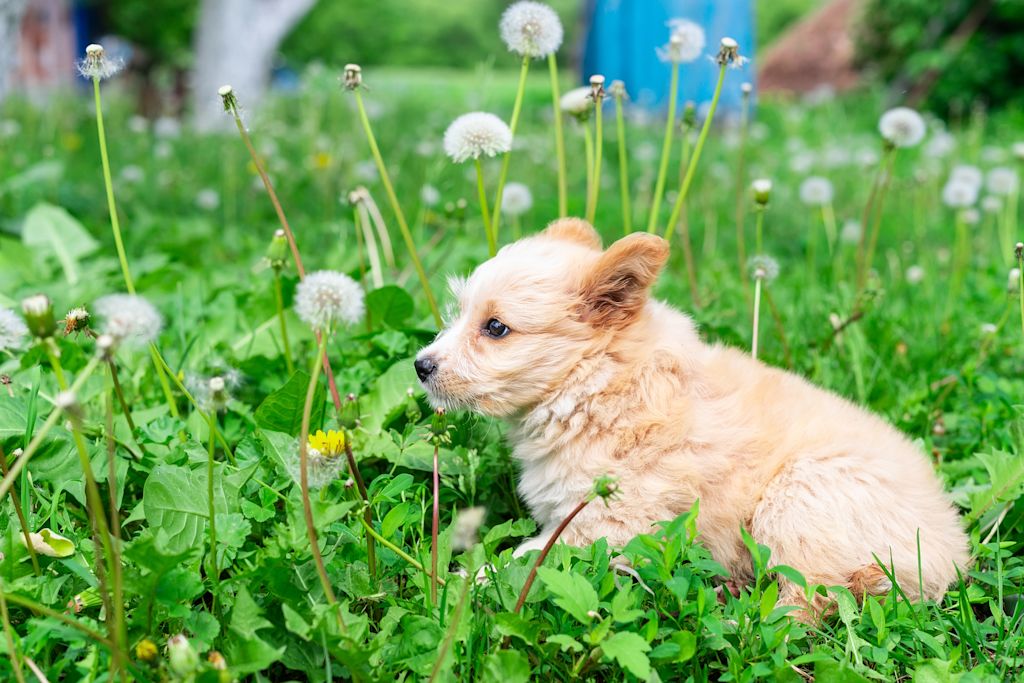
[512,528,555,558]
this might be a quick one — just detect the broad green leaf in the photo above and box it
[21,202,99,285]
[481,649,530,683]
[967,450,1024,525]
[814,660,872,683]
[282,603,312,641]
[760,581,779,620]
[600,631,651,679]
[611,586,644,624]
[20,528,75,557]
[366,285,414,327]
[360,359,422,433]
[224,586,285,675]
[913,658,962,683]
[142,464,236,554]
[493,612,539,645]
[254,371,326,436]
[536,566,599,624]
[381,502,411,538]
[546,634,584,653]
[671,630,697,662]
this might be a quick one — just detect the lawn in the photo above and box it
[0,53,1023,682]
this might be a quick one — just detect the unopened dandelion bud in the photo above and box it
[751,178,772,206]
[208,651,227,670]
[681,101,696,129]
[589,74,606,102]
[22,294,55,338]
[62,307,90,336]
[343,63,363,90]
[218,84,237,113]
[266,229,289,270]
[167,634,199,676]
[608,79,626,99]
[430,407,450,445]
[66,588,102,614]
[592,474,619,503]
[135,638,159,663]
[347,187,369,206]
[1016,242,1023,261]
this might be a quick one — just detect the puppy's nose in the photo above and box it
[414,356,437,382]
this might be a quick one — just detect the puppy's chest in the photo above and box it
[514,440,601,527]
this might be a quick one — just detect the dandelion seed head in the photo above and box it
[747,254,779,282]
[77,43,123,81]
[499,1,564,59]
[715,36,746,68]
[501,182,533,216]
[93,294,163,348]
[878,107,926,148]
[840,219,862,244]
[799,176,834,206]
[980,322,997,336]
[420,184,441,207]
[905,265,925,284]
[1012,142,1024,161]
[294,270,365,330]
[941,179,978,208]
[1010,267,1022,293]
[986,166,1019,196]
[0,308,28,353]
[950,164,982,189]
[195,188,220,211]
[560,86,593,119]
[657,18,705,64]
[452,506,487,551]
[443,112,512,163]
[962,208,980,225]
[981,195,1001,213]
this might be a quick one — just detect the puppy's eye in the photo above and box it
[484,318,510,338]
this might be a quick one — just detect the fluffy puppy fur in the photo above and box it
[415,218,968,616]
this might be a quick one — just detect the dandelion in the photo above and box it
[167,635,200,677]
[878,107,926,148]
[443,112,512,164]
[963,208,981,225]
[501,182,533,216]
[925,131,955,158]
[747,254,780,282]
[751,178,772,206]
[906,265,925,284]
[1013,142,1024,161]
[951,164,983,189]
[656,19,705,64]
[715,37,747,69]
[980,322,998,336]
[841,219,862,244]
[62,307,90,336]
[285,432,346,490]
[799,176,834,206]
[294,270,365,330]
[499,1,563,58]
[981,195,1002,213]
[0,308,29,353]
[186,372,239,413]
[1010,267,1021,293]
[119,165,144,184]
[942,179,979,208]
[452,507,487,551]
[195,188,220,211]
[560,87,593,121]
[76,44,123,81]
[93,294,163,348]
[420,184,441,207]
[21,295,55,339]
[986,167,1019,196]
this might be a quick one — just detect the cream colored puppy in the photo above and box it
[414,218,968,615]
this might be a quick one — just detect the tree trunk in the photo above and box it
[191,0,317,131]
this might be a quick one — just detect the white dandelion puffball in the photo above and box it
[950,164,983,189]
[840,219,862,245]
[420,184,441,207]
[981,195,1002,213]
[93,294,163,347]
[1010,268,1022,293]
[657,18,705,64]
[499,1,563,58]
[195,188,220,211]
[0,308,29,353]
[501,182,533,216]
[962,208,981,225]
[747,254,780,282]
[986,167,1019,196]
[77,43,123,81]
[878,107,926,148]
[799,176,834,206]
[1013,142,1024,161]
[942,179,978,209]
[294,270,365,329]
[980,322,997,336]
[452,506,487,551]
[443,112,512,164]
[925,131,955,158]
[560,86,593,117]
[905,265,925,285]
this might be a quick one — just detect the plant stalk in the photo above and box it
[647,61,680,234]
[549,54,568,217]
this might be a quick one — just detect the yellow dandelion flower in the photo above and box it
[312,151,332,170]
[307,429,345,458]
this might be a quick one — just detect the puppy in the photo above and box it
[415,218,968,615]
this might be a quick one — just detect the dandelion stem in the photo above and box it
[856,145,897,290]
[754,205,765,255]
[549,54,568,217]
[101,389,128,672]
[583,124,594,215]
[106,360,137,437]
[663,64,728,244]
[427,568,473,683]
[352,89,442,325]
[431,441,440,605]
[614,90,632,234]
[357,515,445,586]
[148,344,181,425]
[206,411,220,606]
[298,333,347,634]
[0,446,39,576]
[273,271,295,375]
[1016,246,1023,342]
[475,159,495,256]
[0,582,25,683]
[587,92,603,225]
[752,276,764,359]
[647,61,680,234]
[492,56,530,242]
[343,440,377,586]
[92,77,134,294]
[734,90,751,284]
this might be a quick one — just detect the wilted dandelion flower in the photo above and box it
[0,308,28,353]
[560,86,593,120]
[986,167,1019,196]
[950,164,983,189]
[77,43,123,81]
[905,265,925,284]
[799,176,834,206]
[657,19,705,64]
[747,254,780,282]
[62,307,90,336]
[501,182,533,215]
[499,1,563,59]
[443,112,512,163]
[942,179,978,208]
[452,506,487,551]
[878,107,926,148]
[93,294,163,348]
[294,270,365,330]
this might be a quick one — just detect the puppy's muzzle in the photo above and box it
[414,356,438,382]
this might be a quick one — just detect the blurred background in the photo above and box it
[2,0,1021,127]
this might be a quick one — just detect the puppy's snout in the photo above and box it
[414,356,438,382]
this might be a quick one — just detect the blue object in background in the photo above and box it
[582,0,754,113]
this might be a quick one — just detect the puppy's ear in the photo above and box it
[542,218,602,250]
[578,233,668,327]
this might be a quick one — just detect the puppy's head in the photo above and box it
[415,218,668,416]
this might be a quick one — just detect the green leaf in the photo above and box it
[536,567,599,624]
[814,660,872,683]
[481,650,530,683]
[493,613,539,645]
[600,631,651,679]
[254,371,326,436]
[967,450,1024,525]
[282,603,312,641]
[366,285,414,327]
[360,359,422,433]
[223,586,285,675]
[21,203,99,285]
[913,659,962,683]
[142,464,236,554]
[671,630,697,662]
[760,581,779,620]
[546,634,584,653]
[381,502,411,538]
[610,586,644,624]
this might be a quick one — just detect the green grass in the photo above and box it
[0,63,1022,682]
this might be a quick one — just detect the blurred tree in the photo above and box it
[1,0,29,100]
[756,0,824,48]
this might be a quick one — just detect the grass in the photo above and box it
[0,61,1022,682]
